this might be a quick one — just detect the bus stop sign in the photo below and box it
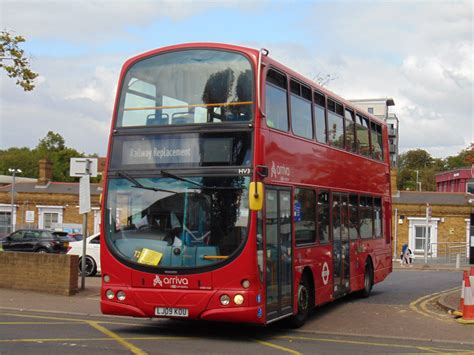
[70,158,98,177]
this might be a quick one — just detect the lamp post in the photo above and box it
[8,168,22,233]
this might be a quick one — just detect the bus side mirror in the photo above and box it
[249,182,264,211]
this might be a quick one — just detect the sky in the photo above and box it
[0,0,473,159]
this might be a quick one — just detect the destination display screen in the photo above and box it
[110,132,252,169]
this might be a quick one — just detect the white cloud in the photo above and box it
[0,0,472,159]
[264,1,474,158]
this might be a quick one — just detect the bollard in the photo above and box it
[456,254,460,269]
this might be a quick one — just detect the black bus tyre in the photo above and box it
[288,275,312,328]
[360,261,373,298]
[36,248,48,254]
[79,256,97,277]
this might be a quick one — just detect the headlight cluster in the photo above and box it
[105,289,126,301]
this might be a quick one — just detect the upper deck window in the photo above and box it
[371,122,384,161]
[327,99,344,149]
[266,69,289,131]
[356,114,371,157]
[290,80,313,139]
[117,49,254,127]
[344,109,356,152]
[314,91,327,144]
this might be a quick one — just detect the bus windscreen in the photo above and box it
[105,176,250,270]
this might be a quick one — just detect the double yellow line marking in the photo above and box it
[1,312,147,354]
[409,286,460,322]
[2,306,471,354]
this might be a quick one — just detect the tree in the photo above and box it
[397,149,444,191]
[37,131,66,152]
[444,144,474,170]
[0,147,40,177]
[35,132,84,182]
[0,132,88,182]
[0,30,38,91]
[398,149,433,170]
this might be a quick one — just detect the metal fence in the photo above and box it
[425,242,469,265]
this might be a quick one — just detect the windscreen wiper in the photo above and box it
[160,170,203,188]
[160,170,244,191]
[117,172,175,194]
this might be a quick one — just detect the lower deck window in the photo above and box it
[294,188,316,245]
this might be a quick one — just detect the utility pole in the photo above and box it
[415,170,421,191]
[70,157,97,291]
[80,159,91,290]
[8,168,22,233]
[424,203,431,264]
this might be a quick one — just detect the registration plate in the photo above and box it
[155,307,189,318]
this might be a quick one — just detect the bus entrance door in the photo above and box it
[332,193,350,297]
[264,187,293,322]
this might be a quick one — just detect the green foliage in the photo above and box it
[0,30,38,91]
[398,149,433,170]
[0,131,93,182]
[397,146,474,191]
[37,131,66,153]
[0,147,40,177]
[444,146,474,170]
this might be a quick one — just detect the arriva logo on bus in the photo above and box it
[271,161,291,181]
[153,275,189,288]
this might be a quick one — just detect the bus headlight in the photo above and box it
[117,291,126,301]
[105,289,115,300]
[220,294,230,305]
[234,294,244,305]
[241,279,250,289]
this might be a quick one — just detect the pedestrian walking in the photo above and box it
[400,243,412,266]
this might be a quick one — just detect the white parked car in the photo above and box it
[67,233,101,276]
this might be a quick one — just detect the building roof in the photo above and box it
[393,191,473,205]
[435,167,472,178]
[349,97,395,106]
[0,182,102,195]
[0,175,37,185]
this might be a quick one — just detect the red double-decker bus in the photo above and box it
[101,42,392,326]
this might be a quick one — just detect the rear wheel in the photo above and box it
[36,248,48,254]
[288,275,312,328]
[360,261,373,298]
[79,256,97,277]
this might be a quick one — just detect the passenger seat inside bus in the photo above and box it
[146,113,169,125]
[172,112,194,124]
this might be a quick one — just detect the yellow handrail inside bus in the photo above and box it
[123,101,254,111]
[202,255,229,260]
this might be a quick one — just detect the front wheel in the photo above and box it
[359,262,373,298]
[288,276,312,328]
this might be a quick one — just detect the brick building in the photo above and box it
[391,170,473,261]
[0,159,101,236]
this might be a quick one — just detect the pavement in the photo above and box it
[1,264,471,318]
[0,276,102,316]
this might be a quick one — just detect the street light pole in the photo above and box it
[8,168,22,233]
